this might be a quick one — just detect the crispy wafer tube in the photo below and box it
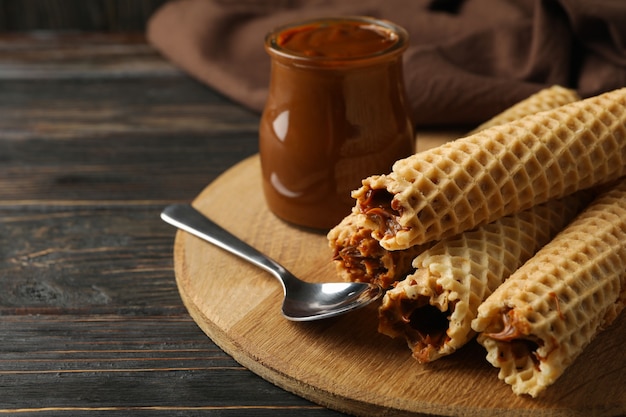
[468,86,580,134]
[354,88,626,250]
[328,87,577,288]
[471,178,626,397]
[327,212,430,289]
[378,191,590,363]
[327,212,396,288]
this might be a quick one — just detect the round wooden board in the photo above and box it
[173,154,625,417]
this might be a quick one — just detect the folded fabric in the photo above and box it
[147,0,626,126]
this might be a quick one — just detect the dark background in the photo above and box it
[0,0,168,31]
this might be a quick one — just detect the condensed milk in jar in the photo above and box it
[259,16,415,230]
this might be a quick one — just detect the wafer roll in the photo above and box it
[471,178,626,397]
[328,88,578,287]
[469,86,580,134]
[327,212,429,288]
[354,88,626,250]
[378,192,590,363]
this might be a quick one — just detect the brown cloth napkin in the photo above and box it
[147,0,626,127]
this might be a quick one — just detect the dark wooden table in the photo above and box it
[0,32,347,416]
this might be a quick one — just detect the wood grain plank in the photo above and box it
[0,32,180,79]
[0,1,166,31]
[0,78,260,138]
[0,315,342,416]
[0,205,182,313]
[0,77,260,202]
[0,133,255,202]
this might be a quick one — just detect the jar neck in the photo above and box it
[265,16,409,70]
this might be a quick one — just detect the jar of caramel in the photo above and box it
[259,16,414,230]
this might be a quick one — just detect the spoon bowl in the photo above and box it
[160,204,383,321]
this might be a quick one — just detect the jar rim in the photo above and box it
[264,16,409,67]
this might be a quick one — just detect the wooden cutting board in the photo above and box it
[173,152,625,417]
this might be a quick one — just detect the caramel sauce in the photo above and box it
[359,189,404,236]
[277,21,397,58]
[260,17,414,230]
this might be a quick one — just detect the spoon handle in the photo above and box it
[160,204,288,281]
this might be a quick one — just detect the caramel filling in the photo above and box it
[358,189,403,236]
[381,294,452,363]
[333,241,387,283]
[485,309,544,369]
[484,309,530,341]
[407,304,451,352]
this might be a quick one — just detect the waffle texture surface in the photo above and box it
[469,86,580,134]
[472,178,626,397]
[354,88,626,250]
[378,192,589,363]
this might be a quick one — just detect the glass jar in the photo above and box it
[259,16,414,230]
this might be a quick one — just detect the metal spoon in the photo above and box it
[160,204,383,321]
